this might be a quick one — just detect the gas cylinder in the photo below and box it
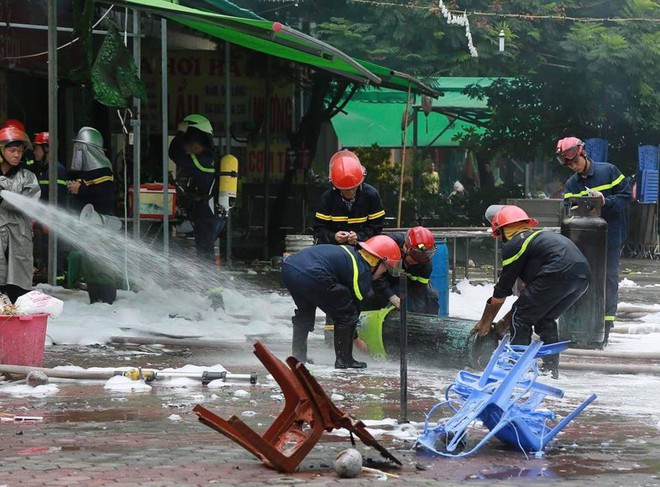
[357,307,498,370]
[559,196,607,348]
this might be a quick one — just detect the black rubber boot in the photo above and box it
[540,355,560,380]
[334,325,366,369]
[292,327,313,364]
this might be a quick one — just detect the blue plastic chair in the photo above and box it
[416,337,597,457]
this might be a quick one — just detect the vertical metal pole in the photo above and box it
[399,273,408,423]
[224,41,232,267]
[464,238,470,280]
[161,18,169,258]
[262,58,271,260]
[452,236,457,290]
[47,0,58,286]
[132,9,141,240]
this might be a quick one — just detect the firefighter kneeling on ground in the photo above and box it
[362,226,440,315]
[471,205,591,378]
[281,235,402,369]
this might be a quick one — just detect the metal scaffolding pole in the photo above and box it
[47,0,58,286]
[225,40,232,267]
[131,9,141,240]
[161,18,170,258]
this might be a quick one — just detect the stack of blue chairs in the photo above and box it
[585,138,609,163]
[416,336,597,457]
[638,145,659,203]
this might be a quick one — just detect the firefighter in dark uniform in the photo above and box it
[314,150,385,341]
[281,235,402,369]
[32,132,68,284]
[557,137,631,330]
[169,114,226,264]
[67,127,118,304]
[364,226,440,314]
[472,205,591,378]
[314,150,385,245]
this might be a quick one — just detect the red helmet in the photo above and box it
[556,137,585,165]
[0,126,31,149]
[329,150,365,190]
[490,205,538,238]
[34,132,50,146]
[359,235,402,276]
[404,226,437,263]
[1,119,25,133]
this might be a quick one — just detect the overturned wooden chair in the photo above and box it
[193,341,401,473]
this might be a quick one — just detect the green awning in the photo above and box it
[136,0,440,97]
[104,0,381,84]
[332,82,495,148]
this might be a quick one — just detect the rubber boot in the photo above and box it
[540,355,559,380]
[334,325,366,369]
[292,327,313,364]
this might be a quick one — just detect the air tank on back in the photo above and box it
[559,196,607,348]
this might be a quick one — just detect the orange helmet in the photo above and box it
[359,235,402,276]
[329,150,365,190]
[1,119,25,133]
[34,132,50,146]
[404,226,437,263]
[489,205,538,238]
[556,137,585,165]
[0,126,31,149]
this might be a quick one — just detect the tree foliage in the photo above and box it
[242,0,659,168]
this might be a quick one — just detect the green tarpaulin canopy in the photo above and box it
[109,0,440,96]
[332,78,497,148]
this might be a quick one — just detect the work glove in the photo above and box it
[388,295,401,309]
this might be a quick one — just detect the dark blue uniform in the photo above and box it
[365,232,439,314]
[169,132,225,263]
[282,244,374,367]
[314,183,385,244]
[37,161,68,204]
[564,161,631,324]
[496,229,591,346]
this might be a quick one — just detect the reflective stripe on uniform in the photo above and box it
[563,173,626,198]
[605,315,616,321]
[502,230,544,267]
[83,175,114,185]
[315,213,383,224]
[339,245,363,301]
[408,275,429,284]
[38,179,67,186]
[368,209,385,220]
[191,154,215,174]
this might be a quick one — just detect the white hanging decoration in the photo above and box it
[438,0,478,57]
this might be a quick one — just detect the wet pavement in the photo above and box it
[1,257,660,486]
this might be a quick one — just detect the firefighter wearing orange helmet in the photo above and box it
[0,126,41,302]
[472,205,591,378]
[282,235,402,369]
[314,150,385,246]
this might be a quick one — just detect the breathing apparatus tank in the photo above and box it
[559,196,607,348]
[216,154,238,214]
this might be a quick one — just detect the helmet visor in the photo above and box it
[407,246,437,263]
[385,259,403,277]
[557,146,579,165]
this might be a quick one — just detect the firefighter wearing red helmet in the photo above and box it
[364,226,440,314]
[314,150,385,246]
[557,136,631,330]
[2,119,35,168]
[281,235,401,368]
[472,205,591,378]
[0,126,41,302]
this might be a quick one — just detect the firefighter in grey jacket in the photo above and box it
[0,126,41,302]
